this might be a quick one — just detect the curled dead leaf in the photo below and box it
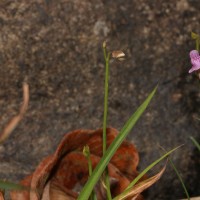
[0,190,4,200]
[9,128,143,200]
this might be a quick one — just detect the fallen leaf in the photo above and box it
[9,128,142,200]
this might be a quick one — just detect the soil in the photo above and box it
[0,0,200,199]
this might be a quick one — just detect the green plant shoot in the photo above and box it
[102,41,112,200]
[77,86,157,200]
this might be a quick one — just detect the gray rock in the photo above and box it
[0,0,199,199]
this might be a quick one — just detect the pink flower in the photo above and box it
[189,50,200,73]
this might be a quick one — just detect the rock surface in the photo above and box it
[0,0,199,199]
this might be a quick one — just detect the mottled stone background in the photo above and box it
[0,0,200,199]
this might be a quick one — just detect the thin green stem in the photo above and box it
[103,48,110,155]
[158,145,190,200]
[169,160,190,200]
[103,43,107,62]
[102,43,112,200]
[190,136,200,151]
[196,38,199,52]
[83,146,97,200]
[106,169,112,200]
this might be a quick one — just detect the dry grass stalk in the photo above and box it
[0,83,29,144]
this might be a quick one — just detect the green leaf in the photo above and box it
[169,159,190,200]
[77,86,157,200]
[113,145,183,200]
[113,163,167,200]
[191,32,199,39]
[190,136,200,151]
[159,146,190,200]
[0,180,27,191]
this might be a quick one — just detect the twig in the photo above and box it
[0,83,29,144]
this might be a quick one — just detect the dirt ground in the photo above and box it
[0,0,200,199]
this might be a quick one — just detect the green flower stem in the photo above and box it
[196,38,199,52]
[102,43,112,200]
[105,168,112,200]
[103,46,110,155]
[83,146,93,176]
[83,146,97,200]
[191,32,200,51]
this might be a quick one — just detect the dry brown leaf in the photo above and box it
[49,182,77,200]
[0,190,4,200]
[10,128,142,200]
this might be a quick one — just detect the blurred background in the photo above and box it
[0,0,199,199]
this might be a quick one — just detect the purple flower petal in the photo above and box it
[190,50,199,59]
[189,65,200,73]
[189,50,200,73]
